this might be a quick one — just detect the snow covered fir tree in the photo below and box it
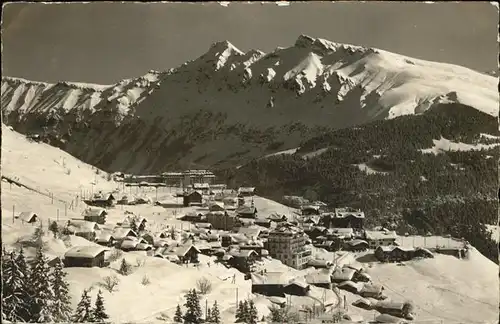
[1,245,114,323]
[183,289,202,324]
[235,299,258,324]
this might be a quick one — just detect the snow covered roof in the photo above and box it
[365,230,398,241]
[65,246,107,259]
[111,227,138,240]
[238,187,255,193]
[193,183,210,189]
[337,281,364,292]
[236,206,257,214]
[250,272,295,286]
[17,211,38,222]
[96,231,114,243]
[238,226,261,238]
[229,249,258,258]
[66,220,100,233]
[304,271,331,284]
[90,192,114,201]
[331,268,356,281]
[195,222,212,229]
[121,240,139,250]
[82,207,107,217]
[347,239,368,246]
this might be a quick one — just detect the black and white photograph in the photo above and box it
[1,2,499,323]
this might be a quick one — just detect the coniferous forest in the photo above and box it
[220,103,499,263]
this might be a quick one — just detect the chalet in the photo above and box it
[239,240,265,256]
[164,244,201,264]
[64,246,108,268]
[85,192,116,208]
[307,259,333,269]
[63,220,100,241]
[284,278,310,296]
[365,230,398,249]
[183,191,203,207]
[192,183,210,195]
[304,270,333,289]
[182,211,205,222]
[238,218,255,227]
[228,249,258,272]
[313,240,336,252]
[250,272,307,297]
[238,226,262,240]
[117,195,133,205]
[96,232,117,247]
[375,301,415,320]
[301,205,321,216]
[208,201,225,212]
[337,281,364,294]
[360,283,385,299]
[17,212,39,224]
[140,233,155,245]
[111,227,138,241]
[206,211,238,231]
[236,205,258,219]
[331,267,356,283]
[120,237,148,251]
[306,226,328,239]
[238,187,256,197]
[82,207,107,224]
[345,239,369,252]
[254,217,272,228]
[352,298,373,310]
[223,196,238,210]
[327,228,354,240]
[330,208,365,229]
[375,246,433,262]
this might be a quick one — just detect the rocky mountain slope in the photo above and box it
[2,35,498,173]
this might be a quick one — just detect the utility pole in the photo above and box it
[57,209,59,221]
[12,205,15,223]
[205,299,208,320]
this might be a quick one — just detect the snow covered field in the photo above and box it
[420,136,500,155]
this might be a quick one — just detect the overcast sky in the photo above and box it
[2,2,498,84]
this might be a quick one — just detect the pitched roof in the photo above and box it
[111,227,138,240]
[90,192,114,201]
[65,246,107,258]
[66,220,100,233]
[17,212,38,222]
[237,206,257,214]
[96,231,114,243]
[250,272,295,286]
[229,249,258,258]
[331,268,356,281]
[305,271,332,284]
[238,226,261,238]
[82,207,107,217]
[365,230,398,241]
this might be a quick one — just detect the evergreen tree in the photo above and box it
[50,259,72,322]
[73,289,94,323]
[235,301,245,323]
[93,290,109,323]
[242,300,249,323]
[183,289,202,324]
[15,247,33,321]
[32,224,45,248]
[247,300,258,324]
[30,246,54,322]
[173,304,183,323]
[49,221,60,239]
[118,258,131,276]
[206,307,211,323]
[2,250,31,322]
[210,301,221,324]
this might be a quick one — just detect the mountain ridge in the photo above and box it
[2,35,498,173]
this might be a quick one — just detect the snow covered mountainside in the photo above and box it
[2,35,498,173]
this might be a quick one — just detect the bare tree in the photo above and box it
[141,275,151,286]
[101,275,120,292]
[196,277,212,295]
